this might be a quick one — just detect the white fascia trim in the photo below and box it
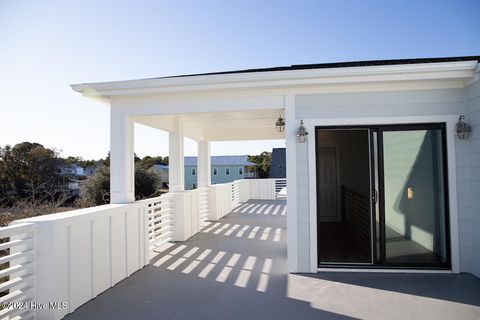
[71,61,478,98]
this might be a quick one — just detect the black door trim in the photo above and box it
[315,123,451,269]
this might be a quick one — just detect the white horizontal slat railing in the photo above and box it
[0,223,36,320]
[198,187,210,226]
[140,193,175,251]
[274,178,287,198]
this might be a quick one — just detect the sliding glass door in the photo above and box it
[316,123,450,268]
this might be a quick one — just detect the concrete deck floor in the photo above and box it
[65,200,480,320]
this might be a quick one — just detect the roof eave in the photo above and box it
[71,60,479,100]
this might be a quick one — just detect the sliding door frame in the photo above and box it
[314,123,451,270]
[315,128,374,265]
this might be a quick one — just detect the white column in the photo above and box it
[110,110,135,204]
[169,117,185,192]
[197,140,211,187]
[285,94,299,272]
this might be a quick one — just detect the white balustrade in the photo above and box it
[274,178,287,198]
[171,189,200,241]
[0,223,37,320]
[249,179,276,199]
[0,178,285,319]
[198,187,210,224]
[8,200,157,319]
[208,183,234,221]
[139,193,174,250]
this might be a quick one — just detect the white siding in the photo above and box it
[296,142,310,271]
[294,87,471,272]
[465,78,480,277]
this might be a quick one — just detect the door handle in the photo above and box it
[372,189,378,204]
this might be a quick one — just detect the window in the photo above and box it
[238,167,243,175]
[192,182,196,189]
[225,167,230,175]
[213,168,218,175]
[191,168,196,176]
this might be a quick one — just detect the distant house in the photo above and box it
[269,148,286,178]
[84,166,97,178]
[59,177,81,196]
[184,155,256,189]
[150,164,169,188]
[59,164,84,176]
[150,157,256,190]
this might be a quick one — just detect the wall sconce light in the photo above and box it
[407,187,414,200]
[275,115,285,132]
[296,120,308,143]
[455,115,471,140]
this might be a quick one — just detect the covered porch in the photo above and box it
[4,90,292,319]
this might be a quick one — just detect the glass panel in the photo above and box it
[317,129,372,264]
[383,129,447,265]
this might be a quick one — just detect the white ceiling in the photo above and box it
[133,109,286,141]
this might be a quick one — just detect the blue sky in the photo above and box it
[1,0,479,159]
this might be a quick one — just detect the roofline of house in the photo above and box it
[154,56,480,79]
[71,56,480,99]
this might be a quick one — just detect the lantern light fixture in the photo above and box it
[296,120,308,143]
[455,115,471,140]
[275,115,286,133]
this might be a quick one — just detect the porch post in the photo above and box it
[169,117,185,192]
[285,94,299,272]
[110,110,135,203]
[197,140,211,187]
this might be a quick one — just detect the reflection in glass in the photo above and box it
[383,129,447,265]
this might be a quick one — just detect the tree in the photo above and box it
[137,156,156,170]
[248,151,272,178]
[102,152,110,166]
[135,167,160,199]
[78,161,161,207]
[63,156,83,165]
[0,142,61,201]
[77,165,111,206]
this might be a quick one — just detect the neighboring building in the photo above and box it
[84,166,97,178]
[150,164,169,188]
[185,155,256,189]
[269,148,286,178]
[59,164,85,176]
[150,157,256,189]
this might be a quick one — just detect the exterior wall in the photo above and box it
[294,87,469,272]
[465,76,480,277]
[212,165,245,185]
[296,142,311,271]
[185,164,245,189]
[184,165,198,189]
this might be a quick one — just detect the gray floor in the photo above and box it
[65,200,480,320]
